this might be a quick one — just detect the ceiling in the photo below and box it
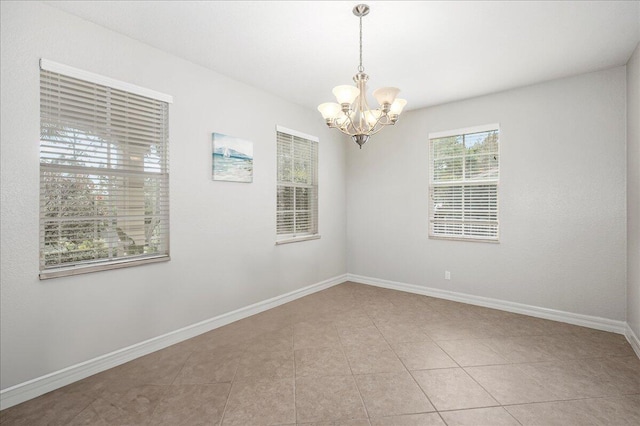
[45,1,640,112]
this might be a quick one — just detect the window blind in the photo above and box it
[39,65,170,278]
[276,129,318,239]
[429,127,499,241]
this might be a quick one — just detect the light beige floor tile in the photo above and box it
[369,413,445,425]
[375,322,432,343]
[90,384,168,425]
[585,394,640,425]
[222,377,295,426]
[391,341,457,370]
[294,322,342,350]
[424,320,497,341]
[465,364,561,404]
[517,360,620,399]
[295,347,352,377]
[355,371,434,417]
[338,325,388,347]
[245,307,294,332]
[298,420,371,426]
[524,334,612,360]
[411,368,498,411]
[235,349,294,379]
[583,335,636,358]
[571,356,640,394]
[173,350,241,384]
[179,327,249,353]
[295,375,367,423]
[438,339,508,366]
[243,326,293,353]
[294,319,337,333]
[331,311,375,329]
[481,336,559,363]
[485,316,550,337]
[440,407,520,425]
[343,344,406,375]
[0,382,99,426]
[149,383,230,425]
[514,355,640,400]
[108,346,192,387]
[506,398,613,425]
[66,405,109,426]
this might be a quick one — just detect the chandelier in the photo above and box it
[317,4,407,148]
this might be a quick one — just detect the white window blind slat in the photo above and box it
[40,66,170,278]
[429,128,499,242]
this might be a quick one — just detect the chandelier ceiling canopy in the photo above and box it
[318,4,407,148]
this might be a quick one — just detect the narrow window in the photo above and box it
[39,60,172,278]
[276,126,319,244]
[429,124,499,242]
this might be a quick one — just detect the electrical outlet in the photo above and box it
[445,271,451,280]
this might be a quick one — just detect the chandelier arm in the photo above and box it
[341,110,357,134]
[343,120,390,138]
[370,115,388,132]
[336,126,358,137]
[367,123,391,137]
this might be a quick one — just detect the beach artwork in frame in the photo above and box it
[212,133,253,183]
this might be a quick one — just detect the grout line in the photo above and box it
[64,396,100,425]
[369,300,443,416]
[291,329,297,424]
[341,288,372,420]
[498,393,640,408]
[217,344,244,426]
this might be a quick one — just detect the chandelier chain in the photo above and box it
[358,15,364,72]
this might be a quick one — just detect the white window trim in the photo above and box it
[275,125,319,143]
[428,123,500,140]
[275,234,321,245]
[39,61,171,279]
[276,125,320,244]
[40,59,173,104]
[39,256,170,280]
[429,124,500,243]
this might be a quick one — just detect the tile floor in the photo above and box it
[1,282,639,425]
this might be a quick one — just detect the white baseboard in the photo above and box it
[347,274,628,335]
[626,324,640,359]
[0,274,347,410]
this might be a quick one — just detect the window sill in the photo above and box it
[429,235,499,244]
[39,255,170,280]
[275,234,321,245]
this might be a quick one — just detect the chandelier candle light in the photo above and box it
[318,4,407,148]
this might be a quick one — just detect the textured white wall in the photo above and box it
[0,1,347,390]
[628,43,640,339]
[347,67,627,321]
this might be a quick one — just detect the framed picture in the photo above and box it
[212,133,253,183]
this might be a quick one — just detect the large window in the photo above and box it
[429,124,499,242]
[39,60,172,279]
[276,126,319,244]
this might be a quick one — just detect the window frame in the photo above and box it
[275,125,320,245]
[39,59,172,279]
[428,123,500,243]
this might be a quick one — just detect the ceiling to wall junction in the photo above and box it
[46,1,640,111]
